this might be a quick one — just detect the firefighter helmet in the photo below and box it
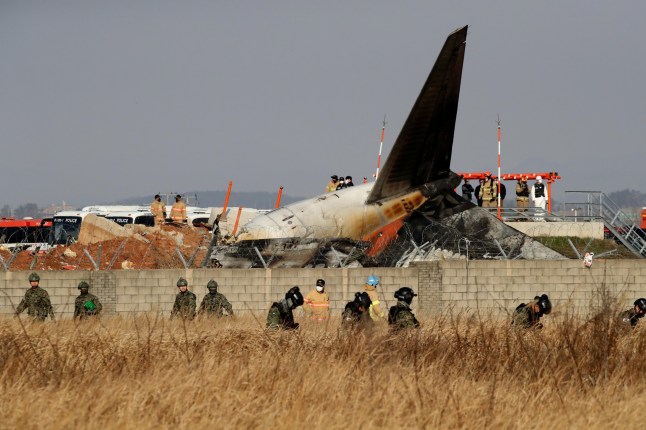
[366,275,380,287]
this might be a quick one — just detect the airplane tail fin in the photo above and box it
[367,25,467,204]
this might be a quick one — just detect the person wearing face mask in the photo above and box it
[303,279,330,322]
[530,175,548,221]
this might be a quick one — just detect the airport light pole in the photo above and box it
[497,116,502,220]
[375,116,386,179]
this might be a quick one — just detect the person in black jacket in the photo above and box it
[461,179,474,201]
[475,178,484,207]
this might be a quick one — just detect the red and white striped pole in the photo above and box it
[497,116,502,220]
[375,116,386,179]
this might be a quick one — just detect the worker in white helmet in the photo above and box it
[530,176,548,221]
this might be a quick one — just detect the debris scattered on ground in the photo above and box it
[5,224,210,271]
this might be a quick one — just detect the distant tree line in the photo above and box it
[607,189,646,209]
[1,203,47,219]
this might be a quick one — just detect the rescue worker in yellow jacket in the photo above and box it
[170,194,187,224]
[479,172,498,208]
[515,177,530,212]
[363,275,386,321]
[325,175,339,193]
[150,194,167,226]
[303,279,330,321]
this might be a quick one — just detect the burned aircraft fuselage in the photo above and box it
[213,26,470,268]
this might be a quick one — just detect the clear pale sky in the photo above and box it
[2,1,644,208]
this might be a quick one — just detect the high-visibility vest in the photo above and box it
[534,183,545,198]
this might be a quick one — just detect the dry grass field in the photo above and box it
[1,308,645,429]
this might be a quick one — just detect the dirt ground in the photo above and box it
[1,224,212,271]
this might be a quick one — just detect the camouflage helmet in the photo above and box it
[78,281,90,290]
[634,298,646,312]
[354,292,371,310]
[28,272,40,282]
[394,287,418,305]
[285,286,304,309]
[207,279,218,291]
[177,277,188,287]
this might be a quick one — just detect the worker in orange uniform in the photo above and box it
[303,278,330,322]
[150,194,167,227]
[170,194,188,224]
[363,275,386,321]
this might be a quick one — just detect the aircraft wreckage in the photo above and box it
[209,25,562,268]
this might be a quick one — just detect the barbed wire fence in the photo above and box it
[2,215,615,272]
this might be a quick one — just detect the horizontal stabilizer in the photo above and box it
[367,25,467,204]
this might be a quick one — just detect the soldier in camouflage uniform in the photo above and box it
[619,298,646,328]
[198,279,234,317]
[15,272,55,321]
[341,292,373,328]
[74,281,103,319]
[170,277,196,320]
[388,287,420,331]
[266,286,304,330]
[512,294,552,329]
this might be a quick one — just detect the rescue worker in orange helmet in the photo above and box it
[303,279,330,322]
[170,194,188,224]
[150,194,167,226]
[363,275,386,321]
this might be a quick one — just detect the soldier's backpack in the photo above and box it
[388,306,400,325]
[511,303,526,325]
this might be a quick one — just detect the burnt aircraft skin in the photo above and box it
[214,26,470,268]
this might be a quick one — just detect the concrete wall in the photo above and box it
[2,259,645,319]
[506,221,604,239]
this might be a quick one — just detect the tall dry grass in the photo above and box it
[1,307,645,429]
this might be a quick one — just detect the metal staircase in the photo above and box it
[565,191,646,258]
